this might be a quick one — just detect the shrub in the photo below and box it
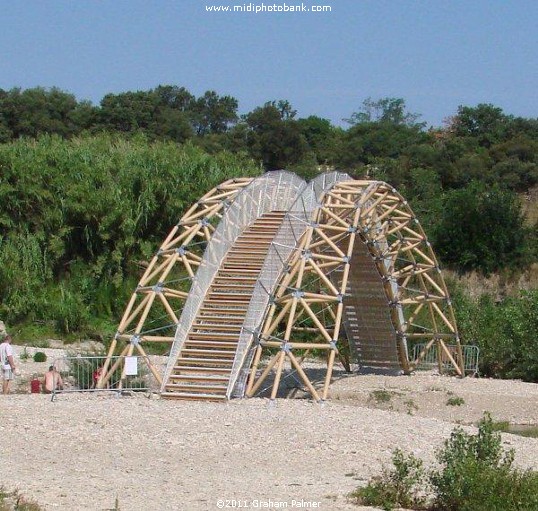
[0,134,260,336]
[430,413,538,511]
[33,352,47,363]
[452,287,538,382]
[351,413,538,511]
[0,486,44,511]
[350,449,427,510]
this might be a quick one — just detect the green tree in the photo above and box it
[244,102,308,170]
[344,97,424,127]
[297,115,341,165]
[0,86,90,138]
[448,104,511,147]
[153,85,195,111]
[270,99,297,120]
[433,182,531,273]
[336,122,430,171]
[99,91,159,133]
[191,90,238,135]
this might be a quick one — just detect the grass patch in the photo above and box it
[491,420,510,432]
[446,396,465,406]
[11,321,56,346]
[492,421,538,438]
[404,398,419,415]
[509,425,538,438]
[368,389,398,404]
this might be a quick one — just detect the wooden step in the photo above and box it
[209,284,255,290]
[184,340,239,349]
[191,324,242,331]
[225,248,267,254]
[198,307,248,314]
[161,391,226,401]
[176,357,234,366]
[173,366,232,374]
[168,374,229,383]
[212,276,258,282]
[165,383,227,393]
[202,298,250,304]
[206,293,251,300]
[217,269,261,274]
[193,316,245,323]
[181,349,236,357]
[188,332,240,340]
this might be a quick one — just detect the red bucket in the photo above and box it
[30,378,41,394]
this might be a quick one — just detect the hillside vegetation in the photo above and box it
[0,86,537,380]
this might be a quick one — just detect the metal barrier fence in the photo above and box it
[412,343,480,376]
[50,355,163,400]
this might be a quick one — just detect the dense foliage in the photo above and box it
[452,287,538,382]
[352,414,538,511]
[0,86,537,379]
[432,183,533,274]
[0,133,259,335]
[2,87,537,192]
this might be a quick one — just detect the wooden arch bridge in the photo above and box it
[98,171,463,401]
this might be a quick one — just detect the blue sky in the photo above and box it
[1,0,537,127]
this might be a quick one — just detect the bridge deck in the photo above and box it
[161,211,286,401]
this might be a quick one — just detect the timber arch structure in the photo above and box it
[100,171,463,401]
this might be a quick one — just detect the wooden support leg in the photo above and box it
[270,351,286,401]
[246,352,280,397]
[288,350,321,402]
[99,344,129,388]
[435,339,443,374]
[439,340,463,377]
[98,338,117,388]
[134,342,162,386]
[322,348,336,400]
[411,337,436,370]
[245,345,263,397]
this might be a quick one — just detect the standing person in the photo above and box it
[0,335,16,395]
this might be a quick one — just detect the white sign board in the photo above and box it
[124,356,138,376]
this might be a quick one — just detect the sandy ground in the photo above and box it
[1,345,538,511]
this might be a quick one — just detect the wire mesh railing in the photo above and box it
[50,355,163,401]
[162,171,308,389]
[230,171,351,397]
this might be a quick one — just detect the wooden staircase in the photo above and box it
[341,238,401,373]
[161,211,286,401]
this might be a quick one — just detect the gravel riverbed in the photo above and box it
[1,346,537,511]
